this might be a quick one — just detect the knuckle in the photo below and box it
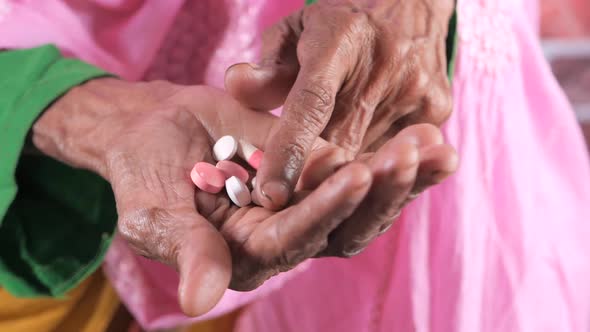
[281,139,309,172]
[399,61,427,100]
[117,208,158,257]
[299,107,326,138]
[423,83,453,125]
[117,207,180,263]
[341,11,373,45]
[296,83,335,120]
[346,7,370,25]
[412,68,431,94]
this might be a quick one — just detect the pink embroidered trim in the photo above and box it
[459,0,518,76]
[0,0,12,23]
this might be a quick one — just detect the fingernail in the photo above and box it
[341,246,365,258]
[251,189,262,206]
[261,181,290,208]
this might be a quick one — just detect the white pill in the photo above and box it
[213,136,238,161]
[225,176,251,207]
[251,176,257,188]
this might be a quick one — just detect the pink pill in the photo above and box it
[190,162,226,194]
[238,140,264,170]
[248,150,263,170]
[216,160,249,183]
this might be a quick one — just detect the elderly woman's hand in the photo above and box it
[225,0,455,209]
[32,79,457,316]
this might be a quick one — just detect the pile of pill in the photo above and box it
[190,136,263,207]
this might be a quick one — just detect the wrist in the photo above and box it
[32,78,135,179]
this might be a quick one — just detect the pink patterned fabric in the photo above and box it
[0,1,11,22]
[2,0,590,331]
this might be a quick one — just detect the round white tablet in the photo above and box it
[213,136,238,161]
[225,176,252,207]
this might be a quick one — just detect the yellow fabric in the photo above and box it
[182,310,239,332]
[0,267,237,332]
[0,270,119,332]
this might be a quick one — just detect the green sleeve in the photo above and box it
[446,9,458,81]
[0,45,117,297]
[304,0,459,82]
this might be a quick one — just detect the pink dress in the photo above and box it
[1,0,590,331]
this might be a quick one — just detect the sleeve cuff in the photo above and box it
[0,45,112,220]
[0,45,116,297]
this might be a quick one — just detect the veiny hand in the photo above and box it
[225,0,455,209]
[32,79,457,316]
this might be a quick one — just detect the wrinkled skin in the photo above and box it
[226,0,455,210]
[32,79,457,316]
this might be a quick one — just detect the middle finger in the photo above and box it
[319,124,443,257]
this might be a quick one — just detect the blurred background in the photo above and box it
[540,0,590,154]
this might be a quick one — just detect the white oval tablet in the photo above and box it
[226,176,252,207]
[213,136,238,161]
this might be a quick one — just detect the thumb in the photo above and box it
[177,215,232,316]
[224,62,297,111]
[118,207,232,317]
[224,17,300,111]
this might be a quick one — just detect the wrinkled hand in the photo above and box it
[32,79,457,316]
[226,0,455,209]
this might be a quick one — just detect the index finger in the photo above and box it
[253,162,372,267]
[255,56,347,210]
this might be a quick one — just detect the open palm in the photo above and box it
[102,84,457,316]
